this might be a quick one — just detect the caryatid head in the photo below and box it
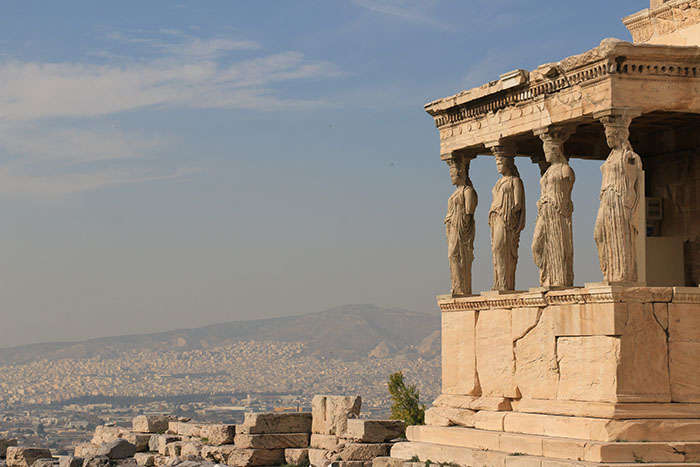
[602,117,632,151]
[542,139,567,164]
[446,155,472,186]
[495,155,517,176]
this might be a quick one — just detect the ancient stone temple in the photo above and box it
[391,1,700,465]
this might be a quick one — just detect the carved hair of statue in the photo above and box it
[495,154,521,177]
[600,115,633,151]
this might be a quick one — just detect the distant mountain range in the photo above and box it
[0,304,440,364]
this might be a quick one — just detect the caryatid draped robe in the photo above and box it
[594,146,643,282]
[532,163,575,287]
[445,185,478,296]
[489,175,525,290]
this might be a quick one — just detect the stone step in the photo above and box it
[406,425,700,463]
[392,441,700,466]
[511,399,700,420]
[470,410,700,442]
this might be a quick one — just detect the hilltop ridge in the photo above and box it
[0,304,440,364]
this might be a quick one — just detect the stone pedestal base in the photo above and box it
[392,424,700,465]
[397,286,700,466]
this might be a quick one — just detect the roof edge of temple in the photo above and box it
[424,37,700,124]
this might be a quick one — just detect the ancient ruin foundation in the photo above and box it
[392,0,700,465]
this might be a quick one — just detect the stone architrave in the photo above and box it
[594,113,644,283]
[532,125,576,287]
[488,144,525,291]
[444,153,478,296]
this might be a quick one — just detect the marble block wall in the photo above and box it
[440,285,700,406]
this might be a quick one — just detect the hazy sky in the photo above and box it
[0,0,645,347]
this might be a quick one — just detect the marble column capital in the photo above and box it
[534,124,575,144]
[485,140,517,157]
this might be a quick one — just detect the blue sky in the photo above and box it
[0,0,646,347]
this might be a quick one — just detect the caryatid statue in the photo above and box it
[594,114,643,283]
[532,126,576,288]
[444,153,478,296]
[488,148,525,291]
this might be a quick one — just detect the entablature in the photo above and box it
[426,39,700,159]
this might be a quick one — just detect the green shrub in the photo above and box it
[387,371,425,427]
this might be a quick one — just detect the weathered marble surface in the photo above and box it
[488,150,525,291]
[444,154,477,296]
[438,286,700,405]
[594,115,643,283]
[532,126,575,288]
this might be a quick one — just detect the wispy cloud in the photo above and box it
[0,123,170,164]
[353,0,448,30]
[107,30,261,59]
[0,31,341,197]
[0,53,338,121]
[0,165,201,197]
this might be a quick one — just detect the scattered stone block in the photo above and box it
[238,413,312,435]
[200,424,235,446]
[168,423,201,438]
[164,456,202,467]
[0,440,17,459]
[234,433,309,449]
[307,448,331,467]
[424,406,475,427]
[200,446,236,464]
[310,434,339,450]
[29,460,56,467]
[163,442,181,458]
[179,442,202,458]
[82,457,109,467]
[311,396,361,436]
[133,453,155,467]
[372,457,405,467]
[151,436,179,455]
[58,457,81,467]
[96,440,136,460]
[151,456,167,467]
[284,448,308,465]
[132,416,175,434]
[344,420,404,443]
[72,446,96,459]
[121,434,151,453]
[337,443,391,461]
[227,448,284,466]
[111,460,136,467]
[91,426,128,445]
[6,448,53,467]
[332,462,369,467]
